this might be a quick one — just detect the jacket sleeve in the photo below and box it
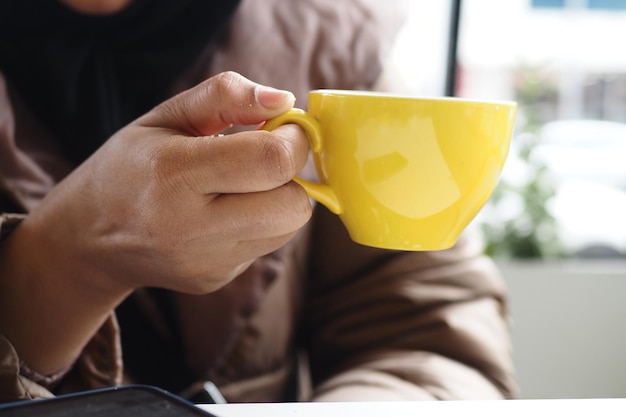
[0,75,123,403]
[304,205,518,401]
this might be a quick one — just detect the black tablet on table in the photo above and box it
[0,384,218,416]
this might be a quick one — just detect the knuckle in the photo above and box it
[212,71,241,101]
[208,72,250,127]
[258,131,298,185]
[215,70,241,85]
[146,140,209,200]
[148,143,185,189]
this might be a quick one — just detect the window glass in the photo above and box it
[378,2,454,97]
[459,0,626,259]
[532,0,566,8]
[588,0,626,10]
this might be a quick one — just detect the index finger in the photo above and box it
[152,124,310,195]
[143,72,296,137]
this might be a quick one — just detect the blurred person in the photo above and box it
[0,0,517,403]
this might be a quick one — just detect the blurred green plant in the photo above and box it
[481,65,565,259]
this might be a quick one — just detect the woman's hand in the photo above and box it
[0,72,311,373]
[50,71,311,294]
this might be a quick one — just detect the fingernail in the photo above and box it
[256,86,295,109]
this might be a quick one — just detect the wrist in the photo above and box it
[0,213,131,374]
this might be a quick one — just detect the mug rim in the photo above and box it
[309,89,517,107]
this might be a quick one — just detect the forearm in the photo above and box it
[0,212,131,375]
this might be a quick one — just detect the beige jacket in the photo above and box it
[0,0,518,403]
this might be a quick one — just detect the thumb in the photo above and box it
[144,71,296,136]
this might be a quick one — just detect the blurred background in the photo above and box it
[382,0,626,399]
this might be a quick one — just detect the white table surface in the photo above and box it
[200,398,626,417]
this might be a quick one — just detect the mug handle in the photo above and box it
[263,108,342,215]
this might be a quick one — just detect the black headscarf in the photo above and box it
[0,0,242,164]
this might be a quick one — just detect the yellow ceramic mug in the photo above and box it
[264,90,517,251]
